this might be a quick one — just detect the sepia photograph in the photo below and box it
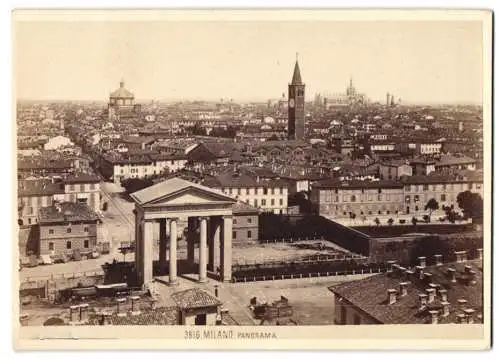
[12,9,492,350]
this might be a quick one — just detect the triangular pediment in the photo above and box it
[143,186,236,207]
[131,177,237,206]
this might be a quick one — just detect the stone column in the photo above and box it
[134,212,142,284]
[199,217,208,283]
[169,218,178,285]
[142,220,154,287]
[220,215,233,282]
[159,218,167,271]
[208,216,221,273]
[187,217,196,265]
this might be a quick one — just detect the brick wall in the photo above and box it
[232,214,259,244]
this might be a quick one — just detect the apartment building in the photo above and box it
[202,171,289,214]
[311,171,483,220]
[17,173,101,226]
[37,202,99,256]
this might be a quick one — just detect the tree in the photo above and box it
[374,217,380,226]
[424,198,439,218]
[457,191,483,224]
[387,218,394,226]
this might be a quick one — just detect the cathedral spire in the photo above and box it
[291,54,302,85]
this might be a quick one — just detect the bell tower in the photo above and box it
[288,54,306,140]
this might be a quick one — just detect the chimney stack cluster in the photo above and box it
[69,303,89,324]
[454,250,468,263]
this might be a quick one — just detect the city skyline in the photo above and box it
[15,20,484,104]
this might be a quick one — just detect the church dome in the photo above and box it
[110,80,134,99]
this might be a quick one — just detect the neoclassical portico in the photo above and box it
[130,178,236,288]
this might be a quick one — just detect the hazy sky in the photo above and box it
[14,20,484,104]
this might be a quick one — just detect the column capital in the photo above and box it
[168,217,179,222]
[199,216,210,221]
[222,215,233,220]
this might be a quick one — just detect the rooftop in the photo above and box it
[329,259,483,324]
[171,288,222,310]
[37,202,99,224]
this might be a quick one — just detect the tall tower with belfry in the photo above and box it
[288,54,306,141]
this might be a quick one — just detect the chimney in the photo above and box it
[438,289,448,302]
[426,288,436,303]
[79,303,89,323]
[447,268,457,283]
[423,272,433,284]
[455,250,467,263]
[418,256,426,268]
[70,305,80,323]
[441,301,450,317]
[405,270,415,281]
[387,289,397,304]
[130,295,141,315]
[399,282,409,297]
[463,309,476,324]
[150,298,158,310]
[457,298,468,311]
[468,271,477,285]
[434,254,443,266]
[418,294,427,310]
[116,298,127,317]
[457,313,467,324]
[428,310,439,324]
[415,266,425,280]
[477,248,483,261]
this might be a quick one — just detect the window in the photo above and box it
[378,188,382,194]
[48,242,54,251]
[335,196,339,202]
[247,218,252,224]
[368,211,372,215]
[271,199,275,206]
[66,241,72,249]
[261,199,266,206]
[405,185,411,191]
[476,183,482,189]
[49,229,54,234]
[247,230,252,238]
[254,199,258,207]
[441,194,446,201]
[386,195,390,201]
[263,188,268,195]
[70,184,75,191]
[237,188,241,196]
[232,231,236,239]
[414,195,420,202]
[28,218,31,225]
[343,212,347,216]
[280,188,284,195]
[28,207,33,214]
[386,210,390,215]
[415,206,419,211]
[80,184,85,192]
[432,185,436,191]
[271,188,275,195]
[368,195,372,201]
[443,184,447,190]
[423,184,429,191]
[67,228,72,233]
[378,210,382,215]
[84,240,89,248]
[343,196,348,202]
[233,219,237,225]
[350,195,356,202]
[377,195,382,201]
[468,183,473,190]
[279,199,283,206]
[246,188,250,195]
[83,226,89,233]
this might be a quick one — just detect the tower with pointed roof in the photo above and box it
[288,55,306,140]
